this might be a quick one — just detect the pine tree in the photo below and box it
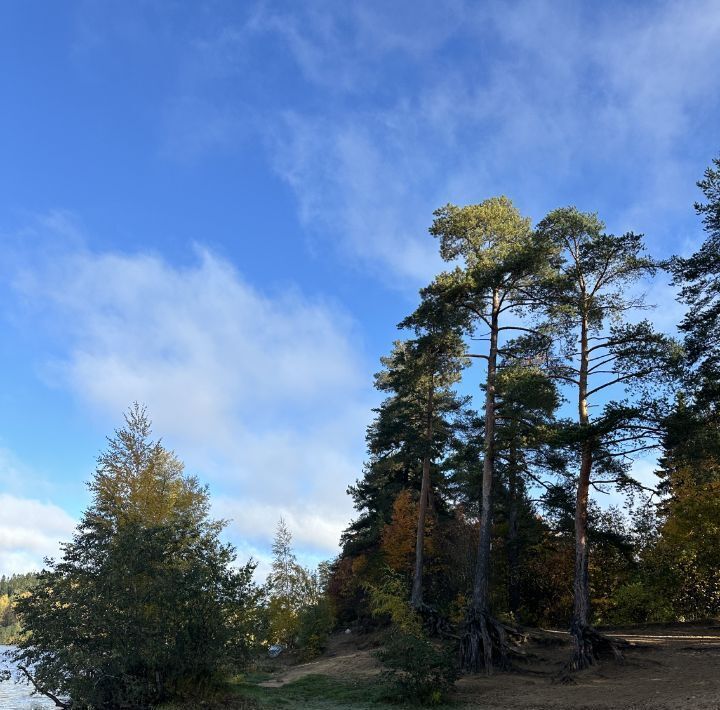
[266,518,319,647]
[428,196,550,671]
[493,364,560,616]
[655,155,720,618]
[343,339,467,564]
[672,155,720,405]
[397,294,468,609]
[535,208,678,670]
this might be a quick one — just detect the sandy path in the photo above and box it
[258,623,720,708]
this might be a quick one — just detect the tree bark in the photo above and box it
[474,289,499,614]
[570,311,593,668]
[411,380,434,609]
[568,310,626,671]
[507,449,521,617]
[461,289,510,673]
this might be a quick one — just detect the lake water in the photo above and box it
[0,646,57,709]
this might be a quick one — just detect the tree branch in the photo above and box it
[586,371,651,397]
[497,325,545,335]
[17,666,70,709]
[604,444,659,458]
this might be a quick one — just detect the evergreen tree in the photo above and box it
[428,196,549,671]
[493,364,560,616]
[343,340,467,561]
[535,208,678,670]
[266,518,323,647]
[8,405,259,709]
[270,518,297,600]
[654,155,720,619]
[397,294,468,609]
[672,155,720,405]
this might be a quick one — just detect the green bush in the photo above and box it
[367,570,458,705]
[8,407,262,709]
[606,581,673,625]
[376,627,458,706]
[296,597,335,660]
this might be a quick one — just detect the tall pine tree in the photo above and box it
[428,196,550,671]
[535,208,677,670]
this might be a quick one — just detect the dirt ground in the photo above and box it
[258,632,381,688]
[260,622,720,709]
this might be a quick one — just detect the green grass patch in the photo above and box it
[234,673,385,708]
[232,672,461,709]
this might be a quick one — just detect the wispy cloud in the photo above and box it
[232,0,720,280]
[246,0,469,93]
[11,229,375,559]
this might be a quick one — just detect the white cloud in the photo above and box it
[215,496,347,552]
[0,494,77,573]
[248,0,720,286]
[247,0,469,93]
[13,239,373,559]
[268,112,444,283]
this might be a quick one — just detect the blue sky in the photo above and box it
[0,0,719,576]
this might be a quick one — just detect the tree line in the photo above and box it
[0,573,37,644]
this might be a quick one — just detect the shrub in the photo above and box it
[368,570,458,705]
[376,628,458,706]
[296,597,335,660]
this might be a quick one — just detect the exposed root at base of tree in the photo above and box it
[414,602,455,638]
[553,623,625,683]
[459,609,525,674]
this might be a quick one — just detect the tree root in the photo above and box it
[415,602,455,638]
[553,623,624,681]
[459,609,524,674]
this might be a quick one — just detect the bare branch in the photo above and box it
[586,371,651,397]
[17,666,70,709]
[604,444,659,458]
[497,325,545,335]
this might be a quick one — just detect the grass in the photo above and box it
[228,672,462,709]
[232,672,387,709]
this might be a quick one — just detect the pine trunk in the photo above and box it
[567,313,623,672]
[570,302,623,670]
[507,451,520,617]
[571,313,595,669]
[461,289,508,673]
[571,439,593,668]
[411,382,434,609]
[473,291,499,613]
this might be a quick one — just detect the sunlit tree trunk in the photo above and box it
[572,311,594,668]
[461,288,509,673]
[473,288,500,614]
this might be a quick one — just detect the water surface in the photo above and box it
[0,646,56,709]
